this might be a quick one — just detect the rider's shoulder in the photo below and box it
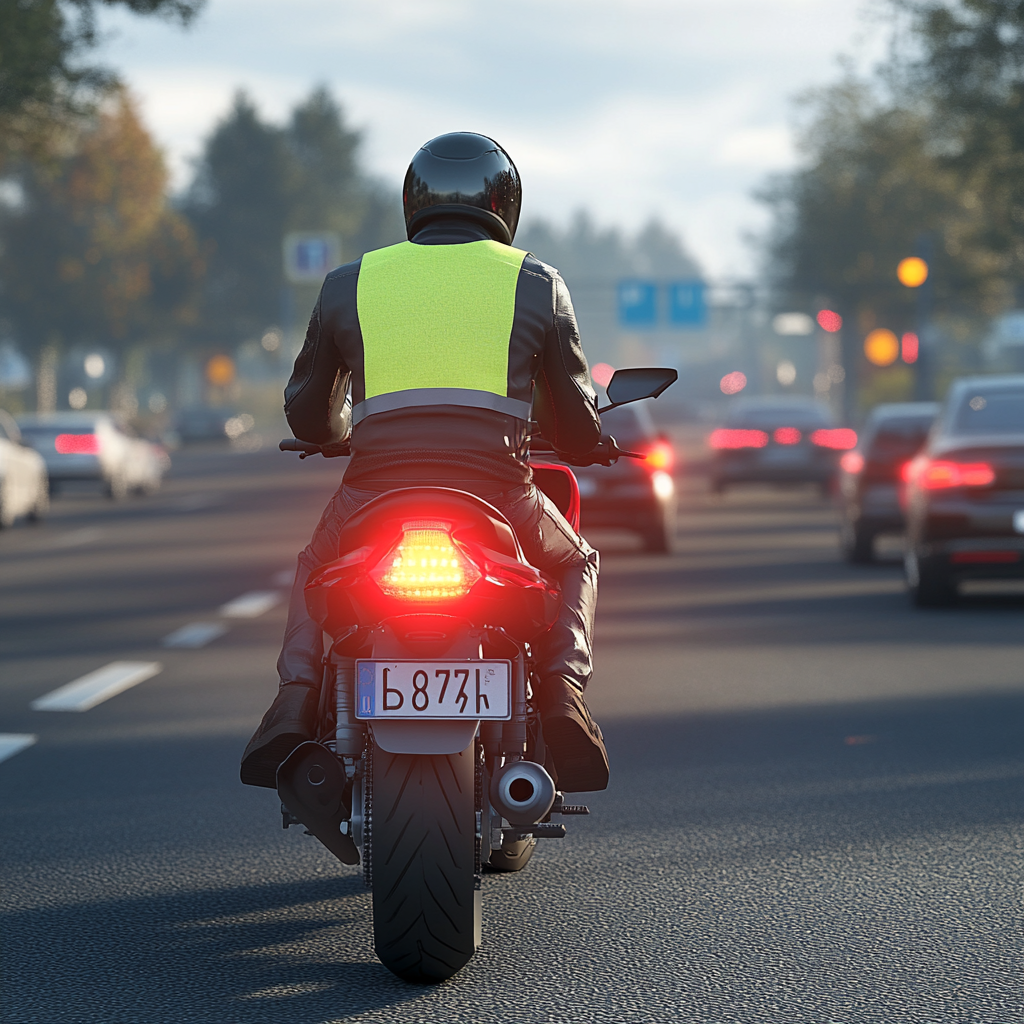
[323,255,364,285]
[518,251,563,285]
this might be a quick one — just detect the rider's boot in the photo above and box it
[536,675,609,792]
[240,681,320,789]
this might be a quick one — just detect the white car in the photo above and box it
[0,409,48,526]
[17,412,169,499]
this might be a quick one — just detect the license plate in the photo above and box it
[355,660,512,720]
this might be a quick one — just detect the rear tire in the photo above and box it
[841,522,874,563]
[907,554,957,607]
[371,741,479,983]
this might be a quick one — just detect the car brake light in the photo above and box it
[840,452,864,474]
[55,433,100,454]
[919,460,995,489]
[810,428,858,450]
[645,441,674,470]
[709,428,769,450]
[773,427,801,445]
[370,521,481,599]
[900,460,915,482]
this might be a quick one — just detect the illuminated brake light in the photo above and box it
[370,521,481,599]
[645,441,674,470]
[709,428,769,450]
[810,428,857,450]
[919,460,995,489]
[840,452,864,474]
[774,427,801,445]
[55,433,99,454]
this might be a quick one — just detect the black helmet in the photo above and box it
[403,132,522,244]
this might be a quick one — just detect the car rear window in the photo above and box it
[866,417,933,460]
[952,390,1024,434]
[728,405,832,430]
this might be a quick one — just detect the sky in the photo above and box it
[95,0,890,279]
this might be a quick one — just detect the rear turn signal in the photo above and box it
[709,429,769,450]
[371,522,481,599]
[918,460,995,489]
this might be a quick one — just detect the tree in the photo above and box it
[897,0,1024,283]
[758,71,1010,406]
[0,88,203,358]
[0,0,203,166]
[181,87,404,346]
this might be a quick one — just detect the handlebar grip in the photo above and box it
[279,438,323,454]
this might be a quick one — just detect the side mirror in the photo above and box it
[601,367,678,412]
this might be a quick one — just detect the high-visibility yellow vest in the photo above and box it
[354,239,532,424]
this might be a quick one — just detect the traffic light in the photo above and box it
[864,329,899,367]
[897,257,929,288]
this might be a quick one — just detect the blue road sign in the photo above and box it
[668,280,706,327]
[617,281,658,328]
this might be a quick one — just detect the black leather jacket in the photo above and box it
[283,220,601,488]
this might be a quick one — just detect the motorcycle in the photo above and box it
[274,367,677,983]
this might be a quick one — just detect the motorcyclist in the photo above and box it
[240,131,609,794]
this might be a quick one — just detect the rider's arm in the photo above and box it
[533,272,602,456]
[284,288,352,445]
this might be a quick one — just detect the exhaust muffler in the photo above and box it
[490,760,556,825]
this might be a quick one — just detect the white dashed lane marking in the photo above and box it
[0,734,37,764]
[219,591,281,619]
[51,528,102,549]
[31,661,163,712]
[161,622,229,648]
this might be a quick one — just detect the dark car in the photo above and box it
[904,375,1024,605]
[837,402,939,562]
[708,396,856,494]
[567,403,677,552]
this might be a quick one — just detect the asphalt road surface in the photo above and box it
[3,447,1024,1023]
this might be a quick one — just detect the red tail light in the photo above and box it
[55,433,99,454]
[773,427,801,445]
[644,441,675,470]
[709,428,769,450]
[370,521,481,599]
[810,428,857,450]
[899,460,915,483]
[840,452,864,474]
[917,460,995,489]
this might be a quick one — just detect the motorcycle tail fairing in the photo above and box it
[304,486,561,642]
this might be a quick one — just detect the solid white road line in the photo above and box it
[161,622,229,648]
[0,734,37,764]
[219,591,281,619]
[31,661,163,712]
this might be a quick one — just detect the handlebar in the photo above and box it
[279,438,351,459]
[529,435,645,467]
[280,435,642,466]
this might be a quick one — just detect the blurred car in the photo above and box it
[708,396,856,494]
[174,406,254,444]
[837,402,939,562]
[0,409,48,527]
[17,412,168,499]
[904,375,1024,605]
[570,403,677,552]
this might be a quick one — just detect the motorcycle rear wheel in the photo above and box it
[371,741,479,983]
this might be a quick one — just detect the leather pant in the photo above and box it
[277,480,599,695]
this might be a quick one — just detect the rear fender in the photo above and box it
[366,618,483,755]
